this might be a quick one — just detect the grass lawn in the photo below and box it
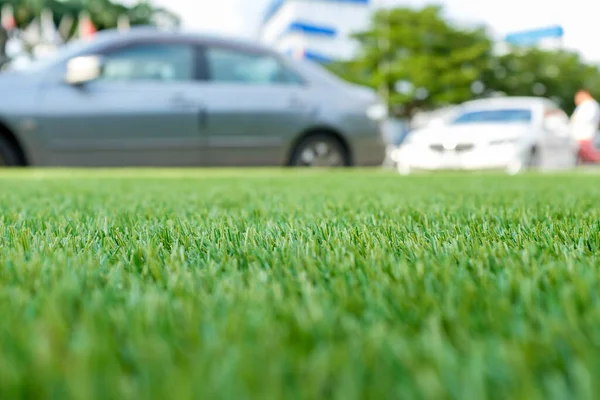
[1,168,600,399]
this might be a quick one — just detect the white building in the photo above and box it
[259,0,372,63]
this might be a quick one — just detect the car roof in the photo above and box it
[84,26,274,54]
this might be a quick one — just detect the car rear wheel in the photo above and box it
[289,134,350,167]
[0,136,22,167]
[525,146,540,169]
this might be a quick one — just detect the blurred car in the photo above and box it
[392,97,579,174]
[0,27,386,167]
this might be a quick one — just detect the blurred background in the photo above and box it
[1,0,599,170]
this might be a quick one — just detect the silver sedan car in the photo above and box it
[0,28,386,167]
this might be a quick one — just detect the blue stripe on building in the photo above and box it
[262,0,370,24]
[303,50,333,63]
[505,25,564,46]
[285,21,336,37]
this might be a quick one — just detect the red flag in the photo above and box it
[1,4,16,31]
[78,12,96,38]
[83,20,96,37]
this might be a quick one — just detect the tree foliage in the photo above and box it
[482,47,600,115]
[330,6,493,118]
[331,5,600,118]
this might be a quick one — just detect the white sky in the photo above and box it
[144,0,600,62]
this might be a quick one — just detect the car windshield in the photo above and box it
[451,108,532,125]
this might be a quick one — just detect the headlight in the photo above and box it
[366,103,388,121]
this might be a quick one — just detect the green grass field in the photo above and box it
[1,169,600,399]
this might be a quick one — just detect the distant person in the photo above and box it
[571,89,600,163]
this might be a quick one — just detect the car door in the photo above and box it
[36,41,207,167]
[195,44,316,166]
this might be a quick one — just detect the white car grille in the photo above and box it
[429,143,475,153]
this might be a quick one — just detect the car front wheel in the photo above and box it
[289,134,350,167]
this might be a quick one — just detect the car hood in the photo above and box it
[0,71,41,89]
[344,83,379,102]
[408,123,531,144]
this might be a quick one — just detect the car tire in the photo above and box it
[0,135,22,167]
[289,133,350,167]
[525,146,540,170]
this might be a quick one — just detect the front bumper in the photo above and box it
[392,143,520,171]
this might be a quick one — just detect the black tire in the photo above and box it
[526,146,540,170]
[0,135,22,167]
[289,133,350,167]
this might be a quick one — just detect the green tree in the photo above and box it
[482,47,600,115]
[329,5,493,118]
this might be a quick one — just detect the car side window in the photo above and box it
[99,43,195,82]
[204,46,303,85]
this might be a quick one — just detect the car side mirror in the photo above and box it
[64,55,103,86]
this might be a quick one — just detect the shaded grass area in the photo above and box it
[1,169,599,399]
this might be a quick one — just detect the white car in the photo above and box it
[393,97,579,174]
